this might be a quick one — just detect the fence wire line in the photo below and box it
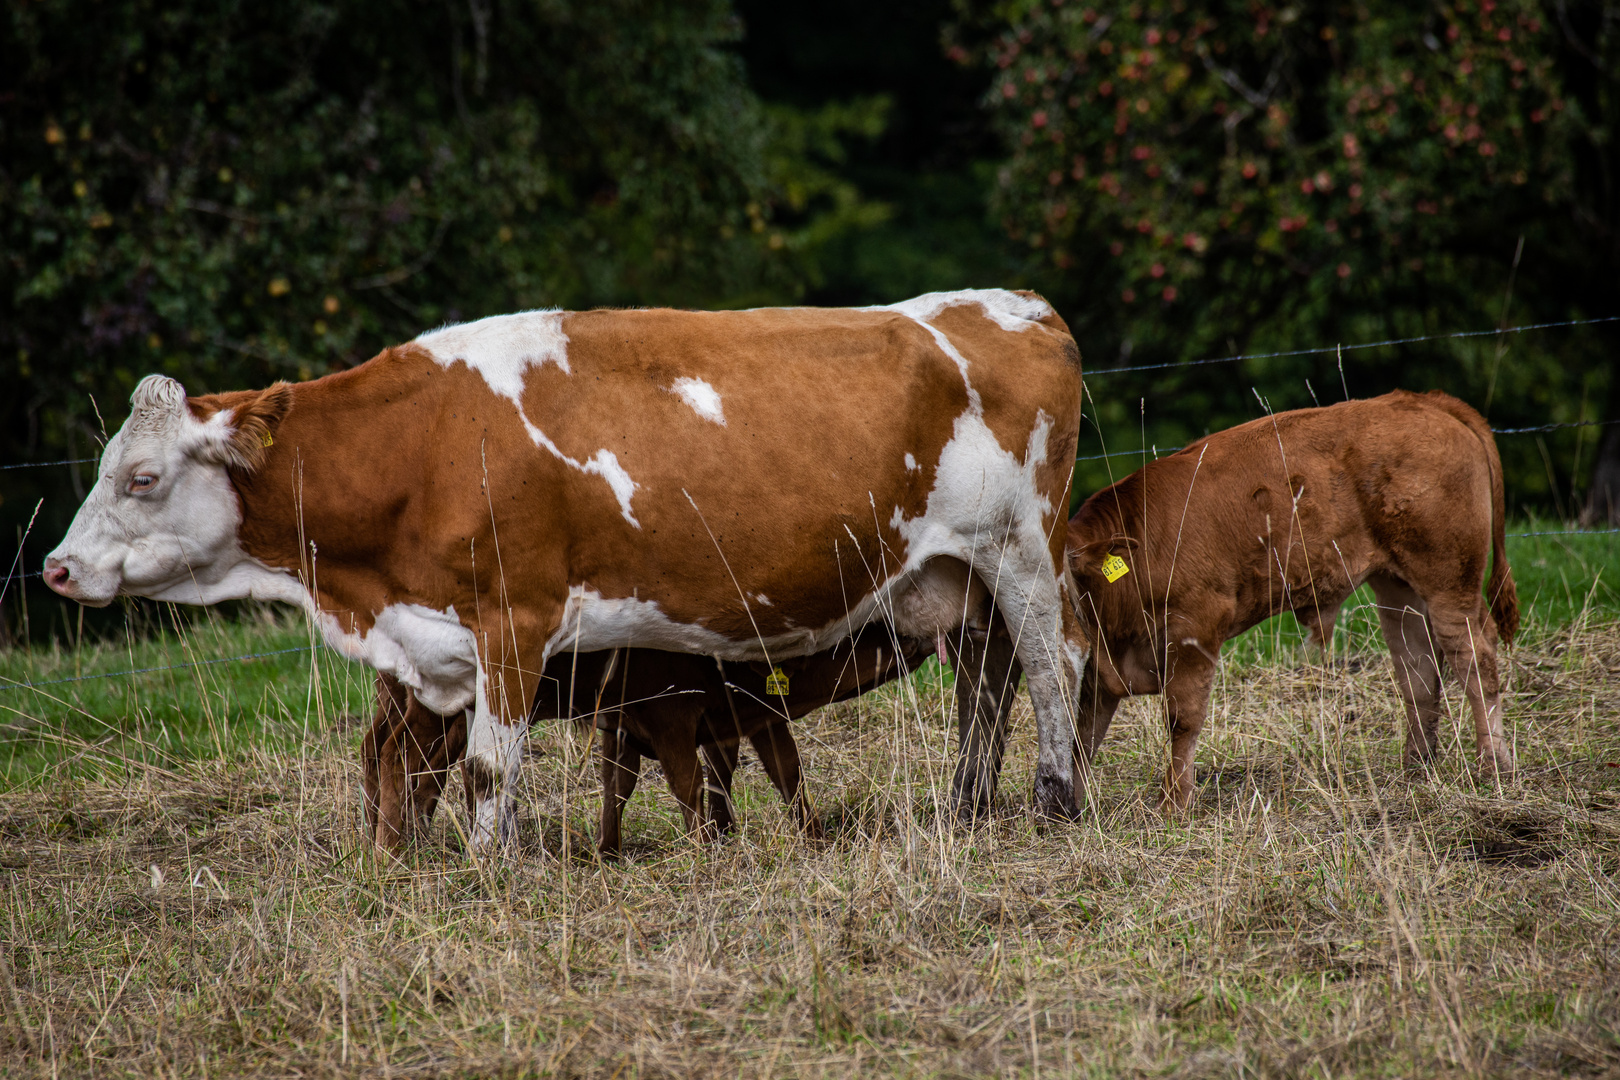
[0,646,314,694]
[1507,527,1620,538]
[1,457,98,472]
[1079,417,1617,461]
[1085,313,1620,376]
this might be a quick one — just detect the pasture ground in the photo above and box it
[0,531,1617,1077]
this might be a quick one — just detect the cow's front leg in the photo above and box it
[463,643,542,854]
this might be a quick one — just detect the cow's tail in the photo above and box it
[1430,392,1520,644]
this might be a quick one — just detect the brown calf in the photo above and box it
[363,625,946,853]
[1062,390,1518,812]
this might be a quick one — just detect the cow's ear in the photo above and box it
[194,383,294,472]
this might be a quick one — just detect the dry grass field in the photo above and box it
[2,599,1618,1078]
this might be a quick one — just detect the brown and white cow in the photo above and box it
[44,291,1089,845]
[365,623,952,854]
[1054,390,1518,813]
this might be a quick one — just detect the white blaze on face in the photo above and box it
[668,377,726,426]
[416,311,644,528]
[44,375,305,609]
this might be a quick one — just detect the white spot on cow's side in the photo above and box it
[905,453,919,472]
[669,377,726,426]
[754,594,773,607]
[417,311,643,527]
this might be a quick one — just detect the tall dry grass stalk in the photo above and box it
[1,613,1617,1077]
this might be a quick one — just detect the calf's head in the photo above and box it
[1064,517,1140,622]
[44,375,291,607]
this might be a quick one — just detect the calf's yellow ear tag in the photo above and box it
[765,667,790,695]
[1100,554,1130,583]
[260,431,274,448]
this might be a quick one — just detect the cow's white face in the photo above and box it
[44,375,288,607]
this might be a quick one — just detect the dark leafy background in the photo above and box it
[2,0,1616,643]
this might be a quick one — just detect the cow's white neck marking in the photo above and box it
[905,453,919,472]
[669,377,726,426]
[416,311,642,528]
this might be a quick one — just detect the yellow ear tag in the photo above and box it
[260,431,274,448]
[1100,554,1130,583]
[765,667,790,695]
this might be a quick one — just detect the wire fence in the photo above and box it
[1,312,1616,693]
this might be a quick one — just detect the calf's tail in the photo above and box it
[1431,392,1520,644]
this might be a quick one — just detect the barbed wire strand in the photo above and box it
[0,646,313,694]
[1086,314,1620,376]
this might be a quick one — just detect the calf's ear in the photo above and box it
[1068,534,1138,573]
[190,382,294,472]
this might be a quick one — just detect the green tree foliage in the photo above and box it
[1,0,798,475]
[955,0,1618,512]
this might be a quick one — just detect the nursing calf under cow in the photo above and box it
[366,619,1025,852]
[365,625,942,853]
[1051,390,1518,812]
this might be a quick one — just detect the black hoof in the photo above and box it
[1033,770,1080,821]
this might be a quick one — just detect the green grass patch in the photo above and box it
[0,608,374,790]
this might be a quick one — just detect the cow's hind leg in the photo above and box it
[749,721,824,840]
[975,547,1087,819]
[1370,575,1447,772]
[411,708,468,834]
[946,627,1023,820]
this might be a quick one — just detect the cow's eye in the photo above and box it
[128,473,158,494]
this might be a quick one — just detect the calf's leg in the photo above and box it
[702,739,741,835]
[637,704,712,843]
[748,721,824,840]
[1073,659,1123,806]
[1160,651,1216,814]
[1425,592,1515,779]
[946,629,1022,819]
[362,673,413,852]
[598,724,642,856]
[1370,576,1447,771]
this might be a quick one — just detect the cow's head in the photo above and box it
[43,375,292,606]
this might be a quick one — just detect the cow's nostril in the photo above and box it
[43,564,71,591]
